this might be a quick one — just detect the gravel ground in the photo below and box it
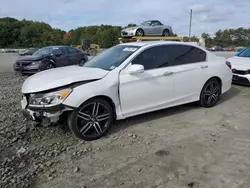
[1,52,250,188]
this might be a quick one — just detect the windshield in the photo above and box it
[141,21,152,26]
[83,45,140,70]
[32,47,58,56]
[238,48,250,57]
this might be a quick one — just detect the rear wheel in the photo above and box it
[135,29,144,36]
[162,29,170,36]
[68,98,114,141]
[199,78,221,108]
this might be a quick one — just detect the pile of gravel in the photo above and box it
[0,73,79,188]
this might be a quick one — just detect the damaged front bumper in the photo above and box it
[21,96,73,126]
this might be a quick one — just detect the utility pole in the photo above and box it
[189,9,192,41]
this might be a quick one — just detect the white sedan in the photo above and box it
[227,47,250,86]
[21,41,232,140]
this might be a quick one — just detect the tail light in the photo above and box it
[225,61,232,69]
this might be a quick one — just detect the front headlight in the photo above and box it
[31,61,41,65]
[29,88,72,107]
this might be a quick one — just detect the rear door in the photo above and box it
[142,21,153,35]
[65,47,81,65]
[165,44,209,103]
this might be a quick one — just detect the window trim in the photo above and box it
[123,43,207,71]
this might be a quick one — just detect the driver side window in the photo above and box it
[151,21,160,26]
[131,46,170,70]
[52,48,63,55]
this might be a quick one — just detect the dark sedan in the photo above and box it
[13,46,88,74]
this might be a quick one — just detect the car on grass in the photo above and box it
[20,41,232,141]
[121,20,173,37]
[227,47,250,86]
[13,46,88,74]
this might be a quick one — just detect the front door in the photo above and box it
[119,45,175,117]
[150,21,164,35]
[54,48,69,67]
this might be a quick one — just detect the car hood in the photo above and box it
[228,56,250,70]
[17,55,43,62]
[122,27,138,31]
[21,66,109,93]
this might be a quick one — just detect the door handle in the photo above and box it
[163,71,173,76]
[201,65,208,69]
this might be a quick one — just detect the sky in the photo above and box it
[0,0,249,36]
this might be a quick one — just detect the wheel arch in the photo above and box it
[200,76,222,96]
[208,76,222,87]
[136,28,143,31]
[79,95,117,119]
[135,28,144,34]
[43,58,56,67]
[163,27,173,34]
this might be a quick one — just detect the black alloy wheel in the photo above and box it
[68,98,114,141]
[200,78,221,108]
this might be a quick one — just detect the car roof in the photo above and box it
[143,20,160,22]
[42,45,71,48]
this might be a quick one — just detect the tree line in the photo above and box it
[1,17,250,48]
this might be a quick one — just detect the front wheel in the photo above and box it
[135,29,144,36]
[43,61,55,70]
[68,98,114,141]
[199,78,221,108]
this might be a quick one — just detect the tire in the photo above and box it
[44,61,55,70]
[135,29,144,36]
[162,29,170,36]
[199,78,221,108]
[68,98,114,141]
[88,48,97,56]
[79,58,86,66]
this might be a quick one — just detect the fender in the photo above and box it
[42,57,56,67]
[163,27,173,35]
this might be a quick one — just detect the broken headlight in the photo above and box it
[29,88,72,107]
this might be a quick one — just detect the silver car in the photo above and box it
[121,20,173,37]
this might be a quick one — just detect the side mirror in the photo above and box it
[127,64,144,75]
